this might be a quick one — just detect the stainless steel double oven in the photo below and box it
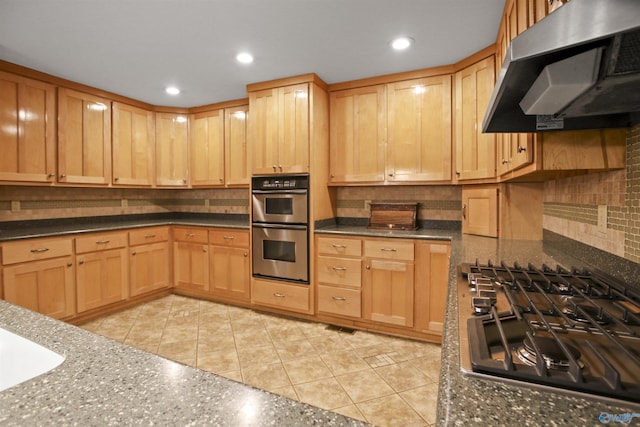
[251,174,309,283]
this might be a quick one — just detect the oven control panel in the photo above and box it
[252,174,309,191]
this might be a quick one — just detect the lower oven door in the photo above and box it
[252,223,308,283]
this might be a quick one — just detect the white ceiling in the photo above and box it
[0,0,504,108]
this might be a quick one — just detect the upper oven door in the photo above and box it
[252,190,308,224]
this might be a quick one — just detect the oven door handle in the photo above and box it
[252,223,308,230]
[251,189,308,195]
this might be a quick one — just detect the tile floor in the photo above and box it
[80,294,442,427]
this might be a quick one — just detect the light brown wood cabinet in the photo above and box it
[2,236,75,320]
[155,112,189,186]
[58,88,111,185]
[173,227,210,292]
[112,102,155,186]
[251,278,311,314]
[0,71,56,184]
[75,232,128,313]
[224,105,249,186]
[249,83,309,174]
[209,229,250,302]
[190,109,225,187]
[461,186,498,237]
[454,55,496,181]
[129,227,171,296]
[414,241,450,335]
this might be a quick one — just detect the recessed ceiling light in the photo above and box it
[236,52,254,64]
[165,86,180,95]
[391,37,414,50]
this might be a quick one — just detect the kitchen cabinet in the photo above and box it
[461,185,498,237]
[224,105,249,186]
[454,54,496,181]
[0,71,56,184]
[316,236,362,319]
[251,278,311,314]
[363,239,414,327]
[329,85,386,183]
[173,227,209,292]
[209,229,250,302]
[129,227,171,297]
[75,232,128,313]
[248,83,309,174]
[112,102,155,187]
[190,109,225,187]
[414,241,450,336]
[155,112,189,187]
[58,88,111,185]
[2,236,75,319]
[387,75,452,182]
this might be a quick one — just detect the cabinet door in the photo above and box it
[279,83,309,173]
[454,56,496,181]
[329,86,386,183]
[3,257,75,319]
[414,242,450,335]
[363,258,414,327]
[462,186,498,237]
[210,245,250,301]
[155,112,189,186]
[190,109,225,186]
[225,105,249,186]
[173,242,209,292]
[249,88,280,174]
[0,71,56,183]
[387,75,452,182]
[76,248,128,313]
[58,88,111,185]
[112,102,155,186]
[130,242,170,296]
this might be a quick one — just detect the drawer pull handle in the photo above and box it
[186,233,195,237]
[96,240,110,244]
[30,247,50,253]
[144,234,156,238]
[332,267,347,271]
[273,293,285,298]
[131,251,137,256]
[332,244,347,249]
[79,260,84,265]
[244,252,248,257]
[223,236,235,240]
[332,296,347,301]
[380,248,397,252]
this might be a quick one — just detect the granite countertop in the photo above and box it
[0,301,369,426]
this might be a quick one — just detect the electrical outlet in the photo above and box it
[597,205,607,232]
[121,199,128,208]
[11,201,20,212]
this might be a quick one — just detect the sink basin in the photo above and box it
[0,327,65,391]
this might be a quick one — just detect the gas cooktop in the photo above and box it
[458,260,640,407]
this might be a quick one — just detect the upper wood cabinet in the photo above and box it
[387,75,452,182]
[225,105,249,186]
[112,102,155,186]
[190,109,225,186]
[329,85,386,183]
[249,83,309,174]
[58,88,111,185]
[155,112,189,187]
[454,55,496,181]
[0,71,56,183]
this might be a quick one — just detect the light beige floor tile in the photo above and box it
[271,385,299,401]
[400,383,439,425]
[198,321,233,340]
[197,334,237,353]
[409,355,443,383]
[294,377,353,410]
[218,370,243,383]
[161,325,199,344]
[95,323,131,342]
[233,328,273,350]
[335,370,395,403]
[308,335,353,354]
[357,393,427,427]
[241,362,291,391]
[236,343,280,368]
[297,321,337,339]
[331,404,367,423]
[340,330,389,349]
[273,338,316,361]
[80,318,103,332]
[320,350,371,376]
[282,355,333,384]
[230,317,266,332]
[266,324,308,343]
[157,339,197,366]
[125,327,163,349]
[375,361,430,392]
[198,310,230,324]
[197,348,240,373]
[352,344,395,359]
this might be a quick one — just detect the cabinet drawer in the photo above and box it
[2,237,73,265]
[209,229,249,247]
[172,227,209,244]
[364,239,414,261]
[317,256,361,288]
[75,232,127,254]
[251,279,310,313]
[317,236,362,257]
[129,227,169,246]
[318,285,361,318]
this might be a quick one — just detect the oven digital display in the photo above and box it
[263,240,296,263]
[265,198,293,215]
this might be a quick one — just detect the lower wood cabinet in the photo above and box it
[129,227,171,297]
[173,227,210,292]
[209,229,250,302]
[251,278,311,314]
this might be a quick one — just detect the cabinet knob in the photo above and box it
[183,179,187,184]
[67,262,73,267]
[60,174,66,179]
[365,265,371,270]
[79,260,85,265]
[517,146,527,153]
[202,248,207,253]
[219,178,223,182]
[244,252,248,257]
[456,171,461,176]
[278,165,283,171]
[272,165,277,171]
[132,250,137,256]
[501,159,509,164]
[47,173,55,178]
[114,177,119,181]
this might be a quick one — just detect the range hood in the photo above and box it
[483,0,640,133]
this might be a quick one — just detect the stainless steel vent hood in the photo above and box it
[483,0,640,133]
